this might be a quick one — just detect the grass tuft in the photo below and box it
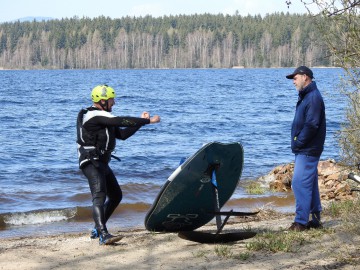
[245,181,266,195]
[233,251,251,261]
[246,231,307,252]
[214,245,233,258]
[324,199,360,234]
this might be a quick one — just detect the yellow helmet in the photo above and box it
[91,85,116,102]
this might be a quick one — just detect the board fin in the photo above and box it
[178,231,256,244]
[209,211,259,216]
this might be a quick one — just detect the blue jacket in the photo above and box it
[291,81,326,157]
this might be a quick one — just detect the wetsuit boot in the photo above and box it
[90,227,99,239]
[92,205,107,240]
[99,230,123,245]
[93,205,122,245]
[90,199,120,239]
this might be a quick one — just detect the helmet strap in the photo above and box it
[99,100,110,112]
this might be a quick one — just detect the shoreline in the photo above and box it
[1,209,359,270]
[0,192,296,239]
[0,158,353,240]
[0,193,293,237]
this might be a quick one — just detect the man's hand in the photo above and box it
[150,115,160,123]
[141,112,150,119]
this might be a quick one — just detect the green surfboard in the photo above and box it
[145,142,244,232]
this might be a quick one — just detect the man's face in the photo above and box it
[293,74,307,91]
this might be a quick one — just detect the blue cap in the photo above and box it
[286,66,314,79]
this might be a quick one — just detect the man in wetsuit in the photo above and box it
[77,84,160,245]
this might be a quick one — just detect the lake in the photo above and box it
[0,68,346,238]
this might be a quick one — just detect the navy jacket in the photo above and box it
[291,81,326,157]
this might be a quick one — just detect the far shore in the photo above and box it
[0,66,342,71]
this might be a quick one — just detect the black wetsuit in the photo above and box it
[76,106,150,234]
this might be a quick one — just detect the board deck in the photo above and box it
[145,142,244,232]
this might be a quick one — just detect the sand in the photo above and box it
[0,211,359,270]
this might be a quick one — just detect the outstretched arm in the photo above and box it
[115,112,160,140]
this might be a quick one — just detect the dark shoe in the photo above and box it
[288,222,308,232]
[307,220,323,229]
[90,228,99,239]
[99,232,123,245]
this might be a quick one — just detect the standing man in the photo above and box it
[77,84,160,245]
[286,66,326,231]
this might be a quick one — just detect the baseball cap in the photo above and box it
[286,66,314,79]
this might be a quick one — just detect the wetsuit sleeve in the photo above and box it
[82,109,151,133]
[92,116,150,127]
[115,126,142,140]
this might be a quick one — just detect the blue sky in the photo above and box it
[0,0,314,22]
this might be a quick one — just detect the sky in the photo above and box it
[0,0,317,23]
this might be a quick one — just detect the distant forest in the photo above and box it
[0,13,334,69]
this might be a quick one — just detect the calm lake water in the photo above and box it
[0,68,346,238]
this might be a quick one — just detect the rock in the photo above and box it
[258,159,356,201]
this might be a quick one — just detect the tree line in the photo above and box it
[0,13,334,69]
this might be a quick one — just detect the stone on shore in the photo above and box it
[257,159,357,201]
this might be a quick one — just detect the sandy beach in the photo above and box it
[1,209,359,270]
